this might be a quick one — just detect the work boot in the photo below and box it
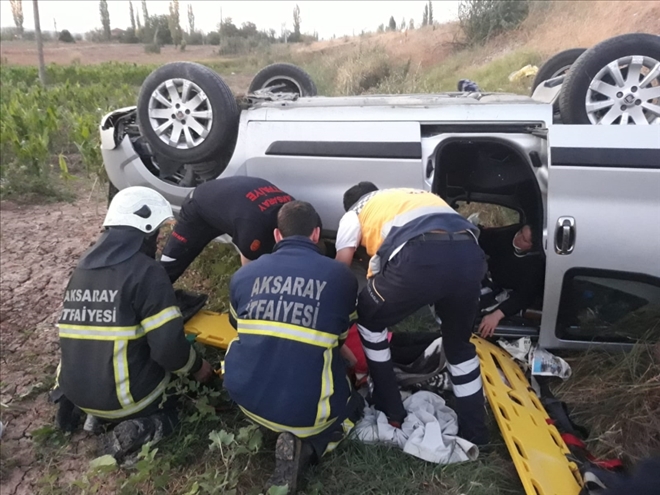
[265,432,313,494]
[55,395,83,433]
[98,416,165,463]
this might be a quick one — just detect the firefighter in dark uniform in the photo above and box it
[54,186,213,461]
[335,182,489,446]
[224,201,361,494]
[160,176,294,283]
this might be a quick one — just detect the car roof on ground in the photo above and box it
[250,93,539,109]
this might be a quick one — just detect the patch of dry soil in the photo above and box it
[1,189,108,495]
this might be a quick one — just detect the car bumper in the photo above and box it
[100,107,192,215]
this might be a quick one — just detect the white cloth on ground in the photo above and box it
[352,391,479,464]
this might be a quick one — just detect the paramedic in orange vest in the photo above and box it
[335,182,489,446]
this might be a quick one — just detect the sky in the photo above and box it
[0,0,460,40]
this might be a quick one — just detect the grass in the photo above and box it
[420,48,544,94]
[557,342,660,463]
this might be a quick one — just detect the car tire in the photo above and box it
[248,63,318,96]
[137,62,239,164]
[559,33,660,125]
[531,48,586,93]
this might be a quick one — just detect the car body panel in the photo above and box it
[239,120,424,231]
[541,125,660,350]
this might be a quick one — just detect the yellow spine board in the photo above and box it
[472,336,583,495]
[184,311,238,349]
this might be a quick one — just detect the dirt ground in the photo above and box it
[0,184,108,495]
[0,41,223,66]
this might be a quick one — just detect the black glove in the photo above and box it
[175,289,208,322]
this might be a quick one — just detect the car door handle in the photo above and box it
[555,216,576,255]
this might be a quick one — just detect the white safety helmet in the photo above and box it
[103,186,174,234]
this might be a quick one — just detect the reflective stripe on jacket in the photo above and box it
[350,189,478,276]
[224,236,357,436]
[57,251,201,420]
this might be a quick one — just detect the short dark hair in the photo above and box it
[343,182,379,211]
[277,201,322,238]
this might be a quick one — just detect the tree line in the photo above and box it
[4,0,526,51]
[3,0,318,52]
[376,0,435,33]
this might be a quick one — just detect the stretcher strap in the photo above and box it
[545,419,624,472]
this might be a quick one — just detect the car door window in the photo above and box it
[556,269,660,344]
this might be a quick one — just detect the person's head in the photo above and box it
[274,201,322,244]
[513,225,533,253]
[104,186,174,234]
[343,181,379,211]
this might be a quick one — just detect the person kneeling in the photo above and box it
[223,201,361,494]
[53,187,213,462]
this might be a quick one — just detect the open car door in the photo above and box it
[540,125,660,350]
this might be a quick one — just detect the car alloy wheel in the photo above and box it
[586,55,660,125]
[148,78,214,149]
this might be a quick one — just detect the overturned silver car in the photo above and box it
[101,33,660,351]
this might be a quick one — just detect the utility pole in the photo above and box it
[33,0,47,86]
[54,18,58,46]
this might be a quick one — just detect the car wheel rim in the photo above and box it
[260,75,304,95]
[586,55,660,125]
[148,78,213,149]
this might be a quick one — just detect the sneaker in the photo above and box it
[265,432,312,494]
[98,416,164,462]
[406,370,452,395]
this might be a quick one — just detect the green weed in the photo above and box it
[421,48,543,94]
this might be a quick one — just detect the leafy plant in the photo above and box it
[458,0,530,45]
[58,29,75,43]
[0,63,141,199]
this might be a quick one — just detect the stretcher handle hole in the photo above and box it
[531,480,544,495]
[529,394,544,412]
[490,355,513,390]
[508,392,524,407]
[498,405,510,421]
[512,438,528,460]
[549,429,563,449]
